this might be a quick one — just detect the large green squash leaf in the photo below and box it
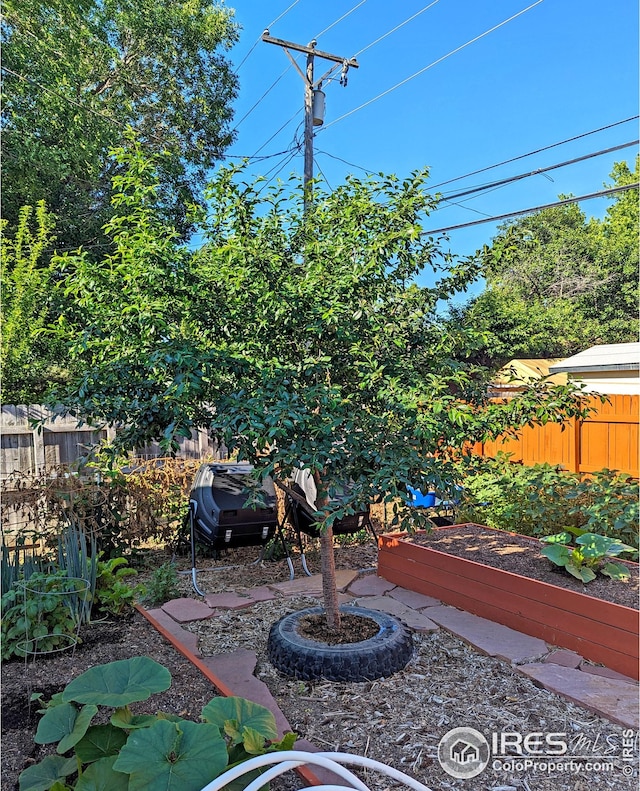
[113,718,228,791]
[601,561,631,580]
[110,707,159,730]
[201,696,278,743]
[540,544,571,567]
[74,725,127,763]
[34,702,77,745]
[18,755,76,791]
[34,702,98,753]
[74,756,129,791]
[62,657,171,706]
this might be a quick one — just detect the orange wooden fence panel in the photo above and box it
[474,395,639,478]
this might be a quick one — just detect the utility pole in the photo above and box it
[261,31,358,210]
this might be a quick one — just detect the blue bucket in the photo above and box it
[407,486,437,508]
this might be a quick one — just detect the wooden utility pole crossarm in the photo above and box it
[261,31,359,71]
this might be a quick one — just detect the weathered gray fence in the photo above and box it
[0,405,222,478]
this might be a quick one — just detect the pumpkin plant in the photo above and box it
[541,527,635,583]
[20,656,295,791]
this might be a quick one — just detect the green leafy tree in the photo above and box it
[0,203,73,403]
[2,0,238,249]
[451,160,639,367]
[52,146,589,631]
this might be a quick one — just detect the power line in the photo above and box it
[234,0,303,74]
[2,65,134,134]
[439,140,639,202]
[314,156,333,191]
[430,116,640,190]
[276,116,640,182]
[234,64,293,129]
[257,148,301,194]
[315,149,377,175]
[314,0,368,39]
[320,0,544,132]
[250,108,302,158]
[353,0,440,58]
[424,183,639,234]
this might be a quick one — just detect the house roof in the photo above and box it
[494,358,567,385]
[549,343,640,374]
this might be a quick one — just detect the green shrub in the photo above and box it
[141,562,181,607]
[458,457,639,549]
[20,657,296,791]
[92,556,143,616]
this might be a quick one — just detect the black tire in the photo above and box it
[267,605,414,682]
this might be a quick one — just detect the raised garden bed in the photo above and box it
[378,523,640,679]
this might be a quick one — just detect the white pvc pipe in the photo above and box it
[240,759,369,791]
[198,751,368,791]
[198,749,434,791]
[316,752,433,791]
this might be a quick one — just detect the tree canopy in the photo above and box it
[450,158,639,367]
[52,146,588,499]
[1,0,239,249]
[49,146,590,625]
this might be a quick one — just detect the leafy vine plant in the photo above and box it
[20,656,296,791]
[541,527,636,583]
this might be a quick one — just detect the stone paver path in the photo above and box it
[140,570,639,740]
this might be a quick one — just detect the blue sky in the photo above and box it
[220,0,638,294]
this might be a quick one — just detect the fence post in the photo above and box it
[573,416,581,474]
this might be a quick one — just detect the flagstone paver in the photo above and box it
[269,569,359,597]
[352,594,410,618]
[426,605,549,663]
[517,663,639,729]
[348,574,396,596]
[160,597,215,623]
[351,594,440,633]
[200,649,291,736]
[245,585,279,603]
[203,591,255,610]
[543,649,583,669]
[386,586,441,610]
[579,663,638,684]
[145,607,201,655]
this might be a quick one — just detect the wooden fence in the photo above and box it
[0,405,223,478]
[473,394,639,478]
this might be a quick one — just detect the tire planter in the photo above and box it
[267,605,414,682]
[378,525,640,679]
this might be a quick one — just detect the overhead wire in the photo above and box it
[1,65,137,135]
[315,149,377,175]
[257,148,301,194]
[353,0,441,58]
[438,140,639,203]
[430,116,640,190]
[313,156,333,191]
[234,0,303,73]
[250,107,303,158]
[233,64,293,129]
[314,0,368,39]
[319,0,544,133]
[424,183,639,234]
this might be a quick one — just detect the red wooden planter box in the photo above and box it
[378,524,640,679]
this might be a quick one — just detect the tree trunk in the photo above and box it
[313,470,341,631]
[319,525,341,631]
